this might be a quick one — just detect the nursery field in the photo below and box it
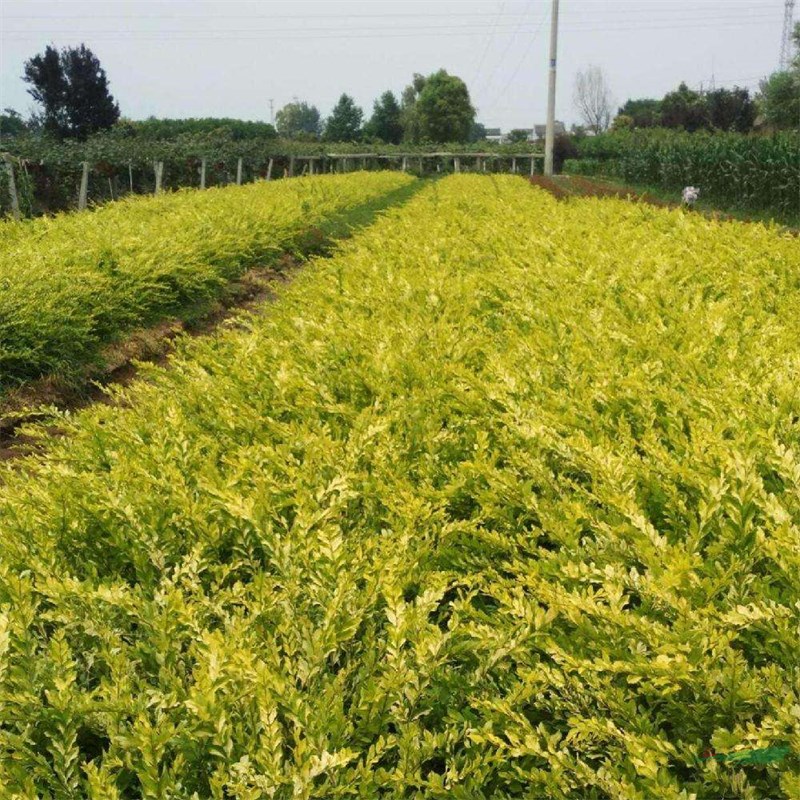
[0,171,413,390]
[1,175,799,798]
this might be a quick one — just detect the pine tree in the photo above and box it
[365,91,403,144]
[24,44,120,140]
[324,94,363,142]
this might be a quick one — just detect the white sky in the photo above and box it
[0,0,789,131]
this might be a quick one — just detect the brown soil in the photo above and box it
[530,174,671,206]
[0,257,299,462]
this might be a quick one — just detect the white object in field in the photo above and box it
[682,186,699,206]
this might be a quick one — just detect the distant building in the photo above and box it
[484,127,503,143]
[533,121,566,140]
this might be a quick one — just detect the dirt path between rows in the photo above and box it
[0,179,428,463]
[0,257,299,462]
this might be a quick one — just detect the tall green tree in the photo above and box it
[706,87,756,133]
[364,91,403,144]
[23,44,119,140]
[469,121,487,142]
[759,72,800,129]
[506,129,531,143]
[400,74,427,143]
[758,23,800,130]
[659,82,709,131]
[615,98,662,128]
[0,108,28,137]
[324,94,363,142]
[401,70,475,144]
[275,101,322,138]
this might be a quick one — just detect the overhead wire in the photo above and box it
[470,1,507,87]
[1,14,783,41]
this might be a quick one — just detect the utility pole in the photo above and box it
[544,0,560,177]
[269,98,275,124]
[779,0,796,71]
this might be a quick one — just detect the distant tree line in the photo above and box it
[120,117,278,140]
[612,24,799,134]
[1,43,479,147]
[274,70,477,144]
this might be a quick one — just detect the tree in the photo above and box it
[759,72,800,129]
[365,91,403,144]
[506,129,531,143]
[275,101,322,138]
[402,70,475,143]
[659,82,709,131]
[758,23,800,130]
[469,121,487,142]
[573,66,613,134]
[706,87,756,133]
[323,94,363,142]
[615,98,662,128]
[0,108,28,137]
[400,73,427,143]
[23,44,119,140]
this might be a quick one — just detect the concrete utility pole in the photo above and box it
[544,0,560,177]
[269,98,275,124]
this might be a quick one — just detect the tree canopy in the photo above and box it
[706,87,757,133]
[324,94,363,142]
[617,98,662,128]
[364,91,403,144]
[401,70,475,144]
[660,82,709,132]
[23,44,119,140]
[275,101,322,139]
[758,23,800,130]
[0,108,28,138]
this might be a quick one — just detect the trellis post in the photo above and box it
[289,155,296,177]
[78,161,89,210]
[266,158,274,181]
[3,156,21,220]
[236,157,243,185]
[200,158,207,189]
[154,161,164,194]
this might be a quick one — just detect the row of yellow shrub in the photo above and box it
[0,175,797,797]
[0,172,413,388]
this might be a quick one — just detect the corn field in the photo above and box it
[0,175,798,798]
[565,129,800,217]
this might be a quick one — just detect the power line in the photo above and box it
[480,4,550,117]
[2,9,777,23]
[473,0,536,98]
[1,17,782,40]
[470,1,507,87]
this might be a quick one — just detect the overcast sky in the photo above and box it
[0,0,789,130]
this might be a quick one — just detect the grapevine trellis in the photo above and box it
[0,149,544,218]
